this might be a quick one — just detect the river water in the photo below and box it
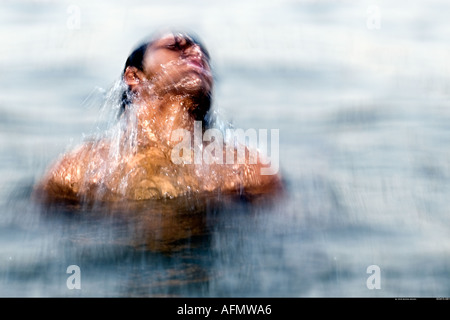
[1,0,450,297]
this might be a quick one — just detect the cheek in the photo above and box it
[144,51,179,78]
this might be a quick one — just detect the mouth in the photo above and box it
[183,56,213,89]
[157,57,213,94]
[185,56,206,71]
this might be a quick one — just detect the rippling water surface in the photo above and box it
[1,0,450,297]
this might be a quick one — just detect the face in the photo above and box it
[140,32,213,97]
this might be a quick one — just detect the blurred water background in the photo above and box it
[1,0,450,297]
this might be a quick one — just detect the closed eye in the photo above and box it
[165,36,184,51]
[166,42,180,50]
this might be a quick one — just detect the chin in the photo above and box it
[180,74,212,120]
[177,72,212,96]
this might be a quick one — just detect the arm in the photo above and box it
[33,144,92,203]
[240,162,284,199]
[221,144,284,199]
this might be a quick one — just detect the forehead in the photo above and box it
[148,32,210,57]
[151,32,192,46]
[153,33,177,43]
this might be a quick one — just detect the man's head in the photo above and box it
[121,31,213,120]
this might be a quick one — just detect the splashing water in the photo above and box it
[41,51,273,204]
[75,79,137,201]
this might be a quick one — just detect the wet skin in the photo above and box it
[35,32,283,203]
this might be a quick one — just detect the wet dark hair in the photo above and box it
[120,41,153,114]
[119,32,212,120]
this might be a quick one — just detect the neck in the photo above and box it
[125,93,205,151]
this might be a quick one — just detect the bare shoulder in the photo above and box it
[240,162,283,197]
[33,142,98,202]
[219,143,284,198]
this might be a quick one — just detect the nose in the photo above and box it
[183,43,203,59]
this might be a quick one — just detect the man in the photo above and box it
[35,31,282,202]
